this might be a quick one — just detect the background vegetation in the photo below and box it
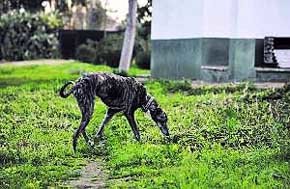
[0,0,152,70]
[0,61,289,188]
[76,34,143,68]
[0,10,61,61]
[76,34,124,68]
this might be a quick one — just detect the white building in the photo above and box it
[151,0,290,82]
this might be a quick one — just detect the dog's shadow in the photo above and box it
[77,137,108,157]
[76,134,174,157]
[139,134,172,146]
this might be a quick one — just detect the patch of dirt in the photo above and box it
[0,59,72,66]
[191,80,286,89]
[65,160,107,189]
[253,82,285,89]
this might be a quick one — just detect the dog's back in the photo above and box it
[96,73,147,111]
[71,73,147,111]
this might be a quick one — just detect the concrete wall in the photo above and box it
[152,0,290,39]
[151,0,290,81]
[201,38,229,66]
[151,0,204,40]
[229,39,256,81]
[151,39,202,79]
[236,0,290,38]
[202,0,237,38]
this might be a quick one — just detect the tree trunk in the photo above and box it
[118,0,137,73]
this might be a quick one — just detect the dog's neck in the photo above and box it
[141,95,154,112]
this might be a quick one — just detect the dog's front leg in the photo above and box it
[125,113,140,141]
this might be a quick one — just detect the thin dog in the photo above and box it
[59,73,169,152]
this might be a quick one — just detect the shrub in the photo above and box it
[135,50,150,69]
[75,34,123,67]
[96,34,123,68]
[39,11,63,30]
[0,10,61,61]
[134,34,151,69]
[76,33,143,68]
[75,40,97,64]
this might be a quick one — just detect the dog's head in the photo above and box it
[147,99,169,137]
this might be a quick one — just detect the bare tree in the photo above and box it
[118,0,137,73]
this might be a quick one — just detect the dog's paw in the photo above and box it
[94,134,103,140]
[88,139,95,147]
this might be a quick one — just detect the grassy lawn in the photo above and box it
[0,60,289,188]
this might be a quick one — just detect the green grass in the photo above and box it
[0,60,289,188]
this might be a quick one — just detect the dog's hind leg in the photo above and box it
[95,108,121,138]
[73,117,90,152]
[125,113,140,141]
[73,97,94,152]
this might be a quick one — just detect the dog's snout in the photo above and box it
[157,122,169,136]
[164,130,170,136]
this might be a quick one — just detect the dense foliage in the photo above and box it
[95,34,124,68]
[0,0,74,13]
[0,11,61,61]
[76,40,99,64]
[76,34,123,68]
[0,61,289,188]
[0,0,44,13]
[76,34,142,68]
[136,0,152,70]
[135,49,150,69]
[137,0,152,40]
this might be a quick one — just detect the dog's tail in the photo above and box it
[59,81,75,98]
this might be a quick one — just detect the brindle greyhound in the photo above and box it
[59,73,169,152]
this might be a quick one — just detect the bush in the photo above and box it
[76,33,143,68]
[134,33,151,69]
[0,10,61,61]
[75,34,123,67]
[39,11,63,30]
[75,40,97,64]
[96,34,123,68]
[135,50,150,69]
